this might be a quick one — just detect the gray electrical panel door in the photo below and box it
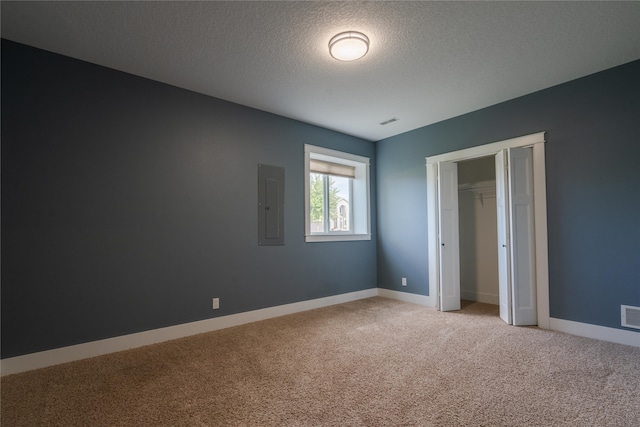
[258,164,284,246]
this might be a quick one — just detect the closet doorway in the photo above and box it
[458,157,499,307]
[426,132,550,328]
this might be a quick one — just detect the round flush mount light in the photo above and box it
[329,31,369,61]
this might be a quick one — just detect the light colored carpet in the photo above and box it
[2,297,639,426]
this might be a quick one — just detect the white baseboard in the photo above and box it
[0,288,377,376]
[460,290,499,305]
[377,288,436,307]
[6,290,636,376]
[549,317,640,348]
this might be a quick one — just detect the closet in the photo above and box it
[427,132,548,327]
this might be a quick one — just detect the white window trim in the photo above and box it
[304,144,371,242]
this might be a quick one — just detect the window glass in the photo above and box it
[309,173,325,233]
[328,175,350,232]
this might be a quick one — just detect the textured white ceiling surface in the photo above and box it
[2,1,640,141]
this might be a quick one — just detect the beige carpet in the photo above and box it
[2,297,639,426]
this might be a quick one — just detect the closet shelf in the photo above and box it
[458,180,496,198]
[459,180,496,206]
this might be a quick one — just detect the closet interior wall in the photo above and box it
[458,156,499,305]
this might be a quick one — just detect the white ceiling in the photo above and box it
[2,1,640,141]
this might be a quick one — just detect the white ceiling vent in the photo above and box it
[621,305,640,329]
[379,118,398,126]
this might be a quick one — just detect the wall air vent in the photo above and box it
[379,118,398,126]
[621,305,640,329]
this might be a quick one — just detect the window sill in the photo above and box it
[305,234,371,243]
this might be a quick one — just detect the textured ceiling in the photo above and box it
[2,1,640,141]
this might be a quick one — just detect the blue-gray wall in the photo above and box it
[1,40,377,359]
[3,39,638,360]
[376,59,640,331]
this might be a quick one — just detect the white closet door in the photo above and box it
[508,147,537,326]
[438,161,460,311]
[495,150,512,324]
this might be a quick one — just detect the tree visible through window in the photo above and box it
[309,173,350,233]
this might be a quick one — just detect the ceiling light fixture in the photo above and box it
[329,31,369,61]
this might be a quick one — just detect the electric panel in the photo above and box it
[257,164,284,246]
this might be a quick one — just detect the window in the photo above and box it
[304,145,371,242]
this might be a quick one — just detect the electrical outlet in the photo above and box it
[402,277,407,286]
[212,298,220,309]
